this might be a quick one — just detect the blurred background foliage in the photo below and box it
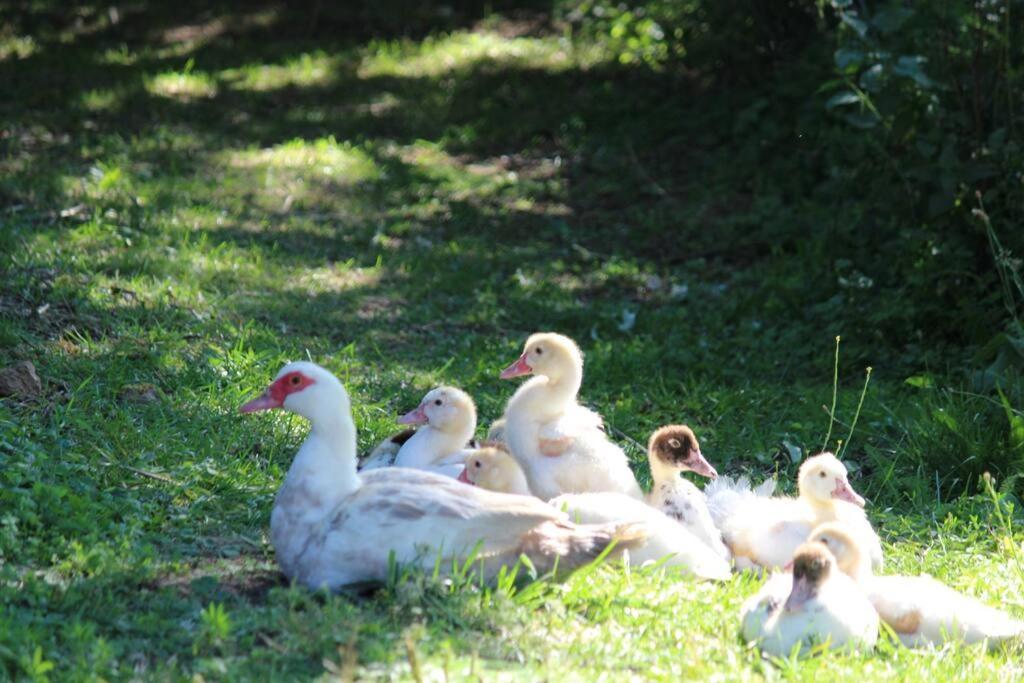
[1,0,1022,496]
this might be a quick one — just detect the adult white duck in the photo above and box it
[646,425,729,561]
[809,522,1024,649]
[499,332,643,501]
[240,361,643,590]
[361,386,477,478]
[705,452,882,571]
[461,445,730,580]
[740,542,878,657]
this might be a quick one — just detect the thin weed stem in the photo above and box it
[839,367,873,458]
[823,335,841,451]
[982,473,1024,587]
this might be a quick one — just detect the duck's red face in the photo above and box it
[240,371,316,413]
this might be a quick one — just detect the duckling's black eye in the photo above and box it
[434,399,443,406]
[668,438,681,449]
[535,347,543,355]
[474,461,481,468]
[819,471,827,478]
[291,375,301,385]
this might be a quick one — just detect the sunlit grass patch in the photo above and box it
[360,31,583,78]
[97,44,137,66]
[224,51,341,92]
[288,264,382,295]
[80,88,124,112]
[226,137,378,179]
[146,60,218,101]
[0,33,36,61]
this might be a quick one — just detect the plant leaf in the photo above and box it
[872,7,914,33]
[826,91,860,110]
[893,55,936,89]
[841,13,870,38]
[834,48,864,71]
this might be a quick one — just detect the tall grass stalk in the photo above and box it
[975,193,1024,325]
[982,472,1024,587]
[823,335,841,451]
[839,366,873,458]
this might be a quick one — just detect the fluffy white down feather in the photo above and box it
[704,469,881,571]
[740,568,878,657]
[549,492,732,580]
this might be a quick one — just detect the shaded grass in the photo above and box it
[1,2,1023,679]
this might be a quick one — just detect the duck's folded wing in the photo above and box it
[357,468,565,548]
[885,575,1024,644]
[351,469,639,576]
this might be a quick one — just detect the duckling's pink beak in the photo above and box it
[500,353,532,379]
[686,449,718,479]
[457,468,472,484]
[397,404,428,425]
[832,478,865,507]
[784,576,814,612]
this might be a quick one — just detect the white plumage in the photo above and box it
[549,492,732,581]
[500,333,643,501]
[740,543,878,657]
[810,522,1024,649]
[704,454,882,571]
[241,361,644,590]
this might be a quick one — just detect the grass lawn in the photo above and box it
[1,3,1023,680]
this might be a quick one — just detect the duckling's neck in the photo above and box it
[538,364,583,413]
[647,454,680,489]
[397,422,471,467]
[844,552,873,583]
[803,495,838,522]
[498,466,532,496]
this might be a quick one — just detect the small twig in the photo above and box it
[605,422,647,454]
[404,631,424,683]
[121,463,179,485]
[341,631,359,683]
[947,388,1024,417]
[258,633,288,654]
[623,139,672,200]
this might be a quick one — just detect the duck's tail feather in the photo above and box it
[515,520,647,575]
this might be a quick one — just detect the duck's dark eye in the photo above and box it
[475,461,481,468]
[291,375,301,385]
[434,399,442,406]
[668,438,681,449]
[535,347,543,355]
[819,471,826,478]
